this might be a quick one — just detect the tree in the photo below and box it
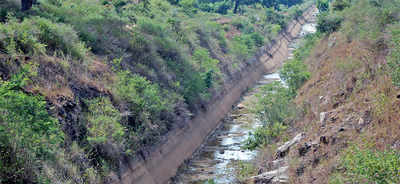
[233,0,240,13]
[21,0,36,11]
[317,0,329,12]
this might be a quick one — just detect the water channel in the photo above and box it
[173,12,317,184]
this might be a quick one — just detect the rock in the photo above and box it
[268,158,289,170]
[219,149,225,154]
[320,112,327,124]
[237,103,246,109]
[296,164,305,176]
[320,136,329,144]
[358,117,364,125]
[328,36,336,48]
[231,114,243,119]
[276,133,304,158]
[298,142,311,156]
[252,166,289,184]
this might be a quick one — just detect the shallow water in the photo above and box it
[173,12,317,184]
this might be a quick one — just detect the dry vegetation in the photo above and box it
[250,0,400,183]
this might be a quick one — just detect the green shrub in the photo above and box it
[0,16,46,58]
[179,0,198,15]
[215,1,231,14]
[280,59,310,96]
[34,0,126,54]
[138,17,165,36]
[316,13,343,34]
[253,82,294,126]
[293,33,319,61]
[193,48,221,88]
[235,160,257,182]
[34,17,87,59]
[114,71,169,122]
[85,97,125,146]
[265,8,287,29]
[317,0,329,12]
[251,32,264,47]
[0,73,63,183]
[245,82,295,150]
[341,145,400,183]
[332,0,351,11]
[231,35,253,61]
[244,121,287,150]
[0,16,87,59]
[387,24,400,87]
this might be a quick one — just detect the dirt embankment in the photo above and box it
[253,17,400,184]
[116,7,317,184]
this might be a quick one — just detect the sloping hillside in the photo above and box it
[247,0,400,183]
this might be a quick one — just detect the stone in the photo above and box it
[320,112,327,124]
[237,103,246,109]
[276,133,304,158]
[298,142,311,156]
[252,166,289,183]
[320,136,329,144]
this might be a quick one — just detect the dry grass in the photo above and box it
[279,30,400,183]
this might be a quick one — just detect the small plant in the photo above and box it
[0,73,63,183]
[280,58,310,96]
[193,48,221,88]
[244,121,287,150]
[85,97,125,146]
[341,144,400,184]
[387,24,400,87]
[235,160,257,182]
[317,13,343,34]
[244,82,294,150]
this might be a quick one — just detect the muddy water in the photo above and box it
[173,13,317,184]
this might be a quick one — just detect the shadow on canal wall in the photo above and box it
[116,6,317,184]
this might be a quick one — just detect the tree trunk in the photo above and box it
[233,0,240,14]
[21,0,33,11]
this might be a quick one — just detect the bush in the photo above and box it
[0,16,87,59]
[245,82,295,150]
[253,82,294,126]
[317,0,329,12]
[265,8,287,29]
[114,71,169,123]
[0,16,46,58]
[341,145,400,183]
[85,97,125,146]
[215,1,231,14]
[138,17,165,37]
[251,32,264,47]
[179,0,198,15]
[193,48,221,88]
[35,17,87,59]
[280,59,310,96]
[0,73,63,183]
[231,35,253,61]
[387,24,400,87]
[316,13,343,34]
[34,0,126,54]
[244,122,287,150]
[332,0,351,11]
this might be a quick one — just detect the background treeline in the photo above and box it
[0,0,310,183]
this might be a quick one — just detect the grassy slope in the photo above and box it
[0,0,312,183]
